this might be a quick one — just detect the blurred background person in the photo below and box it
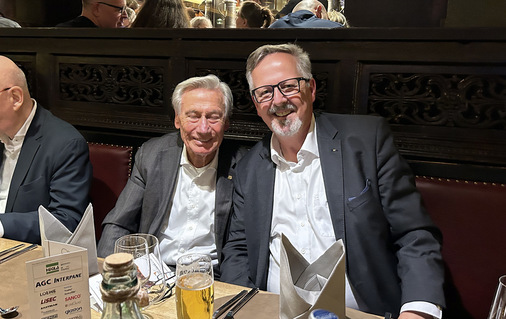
[327,9,349,27]
[269,0,342,28]
[131,0,190,28]
[186,7,196,19]
[56,0,127,28]
[0,11,21,28]
[127,0,140,11]
[190,16,213,28]
[122,6,137,27]
[56,0,128,28]
[235,1,274,28]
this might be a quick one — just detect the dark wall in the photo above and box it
[346,0,447,27]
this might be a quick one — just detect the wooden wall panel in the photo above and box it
[0,28,505,181]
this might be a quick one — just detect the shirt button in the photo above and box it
[189,225,193,230]
[301,249,307,254]
[179,248,185,253]
[300,222,305,227]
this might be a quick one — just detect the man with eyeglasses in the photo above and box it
[56,0,127,28]
[220,43,446,319]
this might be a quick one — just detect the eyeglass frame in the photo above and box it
[0,87,12,93]
[96,1,126,14]
[251,77,310,103]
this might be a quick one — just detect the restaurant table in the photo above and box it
[0,238,381,319]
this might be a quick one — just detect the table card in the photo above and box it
[25,240,91,319]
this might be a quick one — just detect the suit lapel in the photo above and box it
[147,135,183,235]
[254,141,276,287]
[6,107,43,213]
[214,146,236,257]
[316,114,346,242]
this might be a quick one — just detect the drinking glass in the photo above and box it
[114,235,151,307]
[175,254,214,319]
[134,233,169,306]
[489,275,506,319]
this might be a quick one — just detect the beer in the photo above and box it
[176,272,214,319]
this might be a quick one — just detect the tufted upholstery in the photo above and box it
[415,176,506,319]
[88,143,133,241]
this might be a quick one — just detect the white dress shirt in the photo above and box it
[266,115,441,318]
[0,101,37,237]
[158,145,219,267]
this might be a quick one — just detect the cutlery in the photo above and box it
[0,305,18,318]
[224,287,259,319]
[212,289,247,319]
[0,244,37,264]
[0,244,24,258]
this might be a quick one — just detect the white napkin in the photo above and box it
[280,234,346,319]
[38,203,99,275]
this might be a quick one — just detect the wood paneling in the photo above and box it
[1,28,505,181]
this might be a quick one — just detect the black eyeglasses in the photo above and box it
[97,1,126,13]
[0,87,11,93]
[251,77,309,103]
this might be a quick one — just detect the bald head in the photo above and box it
[293,0,328,19]
[0,56,33,139]
[0,56,28,92]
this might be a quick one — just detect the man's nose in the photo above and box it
[196,117,211,133]
[272,86,287,104]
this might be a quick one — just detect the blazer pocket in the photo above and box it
[347,179,372,210]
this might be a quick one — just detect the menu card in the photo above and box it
[25,240,91,319]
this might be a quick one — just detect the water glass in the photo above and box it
[175,254,214,319]
[489,275,506,319]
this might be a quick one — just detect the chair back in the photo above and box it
[88,143,133,241]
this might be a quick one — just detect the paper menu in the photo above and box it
[25,240,91,319]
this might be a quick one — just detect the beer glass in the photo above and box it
[175,254,214,319]
[488,275,506,319]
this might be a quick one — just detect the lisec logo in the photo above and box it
[46,262,60,274]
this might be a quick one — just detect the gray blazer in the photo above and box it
[97,132,246,276]
[220,113,445,317]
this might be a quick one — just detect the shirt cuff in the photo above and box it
[400,301,442,319]
[0,220,4,237]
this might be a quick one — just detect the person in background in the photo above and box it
[274,0,327,18]
[327,9,349,27]
[56,0,128,27]
[235,1,274,28]
[122,6,136,27]
[269,0,342,28]
[0,12,21,28]
[131,0,190,28]
[220,43,445,318]
[98,75,246,278]
[0,56,92,244]
[190,16,213,28]
[186,7,196,19]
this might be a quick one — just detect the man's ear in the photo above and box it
[10,86,24,111]
[315,5,323,18]
[174,113,181,129]
[91,2,101,16]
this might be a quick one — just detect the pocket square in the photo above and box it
[280,234,346,319]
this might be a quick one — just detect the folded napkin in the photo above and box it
[39,203,99,275]
[280,234,346,319]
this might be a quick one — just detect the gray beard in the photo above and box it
[271,116,303,137]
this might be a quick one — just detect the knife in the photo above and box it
[0,243,24,258]
[212,289,247,319]
[0,243,37,264]
[224,287,259,318]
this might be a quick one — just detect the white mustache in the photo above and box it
[268,104,296,115]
